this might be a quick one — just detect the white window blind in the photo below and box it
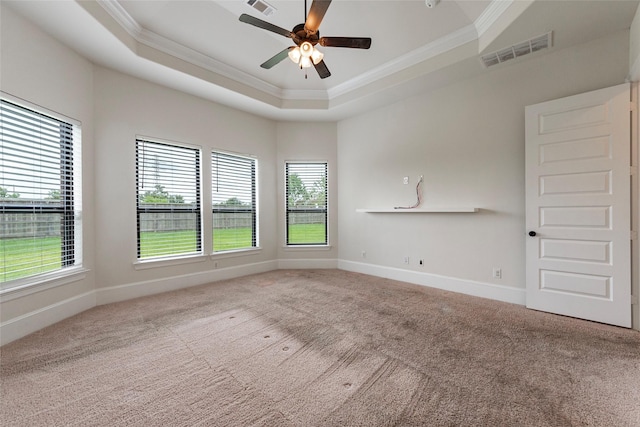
[285,162,327,245]
[0,98,82,284]
[212,151,257,252]
[136,139,201,259]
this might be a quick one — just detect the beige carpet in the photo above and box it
[1,269,639,426]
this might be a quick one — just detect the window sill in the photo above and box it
[0,267,89,302]
[133,254,208,270]
[211,247,262,260]
[283,245,333,251]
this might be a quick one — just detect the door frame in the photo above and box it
[632,81,639,331]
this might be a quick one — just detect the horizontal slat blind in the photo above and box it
[136,139,201,259]
[285,162,327,245]
[1,99,80,283]
[212,151,257,252]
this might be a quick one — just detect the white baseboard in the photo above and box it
[277,258,339,269]
[338,260,526,306]
[2,258,525,346]
[95,260,278,306]
[0,291,96,346]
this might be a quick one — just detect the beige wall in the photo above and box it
[0,5,96,325]
[93,68,278,292]
[337,31,630,296]
[0,4,335,340]
[276,122,339,265]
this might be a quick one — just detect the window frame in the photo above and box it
[0,94,83,289]
[285,161,328,247]
[135,137,203,261]
[211,150,258,253]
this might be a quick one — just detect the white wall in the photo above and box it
[629,3,640,81]
[337,31,631,302]
[0,4,283,342]
[0,5,96,329]
[1,2,636,344]
[276,122,339,268]
[93,67,279,302]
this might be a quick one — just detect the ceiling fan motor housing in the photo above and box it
[293,23,319,45]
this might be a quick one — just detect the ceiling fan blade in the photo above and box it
[239,14,294,38]
[313,60,331,79]
[261,47,294,69]
[319,37,372,49]
[304,0,332,35]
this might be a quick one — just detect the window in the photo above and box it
[285,162,327,245]
[0,98,82,284]
[136,139,201,259]
[212,151,257,252]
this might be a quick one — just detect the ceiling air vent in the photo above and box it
[481,32,552,68]
[246,0,275,17]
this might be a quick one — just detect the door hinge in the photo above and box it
[631,166,637,176]
[631,101,637,112]
[631,230,638,240]
[632,294,639,306]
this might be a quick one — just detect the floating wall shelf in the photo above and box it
[356,207,478,213]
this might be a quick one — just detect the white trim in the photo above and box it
[356,207,478,213]
[632,81,640,331]
[133,254,208,270]
[277,258,338,269]
[97,260,277,305]
[338,260,526,306]
[475,0,514,37]
[94,0,518,106]
[328,23,478,100]
[136,134,203,151]
[0,291,95,346]
[211,247,262,260]
[96,0,142,38]
[1,259,527,346]
[629,54,640,83]
[282,245,332,251]
[1,91,82,126]
[96,0,282,98]
[0,268,89,302]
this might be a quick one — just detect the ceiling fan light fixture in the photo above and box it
[300,41,314,57]
[288,43,322,68]
[239,0,371,79]
[311,48,324,65]
[288,47,302,63]
[299,56,313,68]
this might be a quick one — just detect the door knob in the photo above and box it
[528,231,537,237]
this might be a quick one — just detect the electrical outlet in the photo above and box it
[404,256,410,264]
[361,251,366,258]
[419,259,424,266]
[403,176,409,185]
[493,268,502,279]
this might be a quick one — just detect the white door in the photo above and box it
[525,83,631,327]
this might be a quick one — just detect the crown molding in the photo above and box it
[328,23,478,100]
[475,0,514,37]
[96,0,141,36]
[96,0,283,99]
[96,0,516,107]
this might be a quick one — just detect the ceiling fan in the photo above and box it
[239,0,372,79]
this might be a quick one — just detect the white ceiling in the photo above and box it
[4,0,639,121]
